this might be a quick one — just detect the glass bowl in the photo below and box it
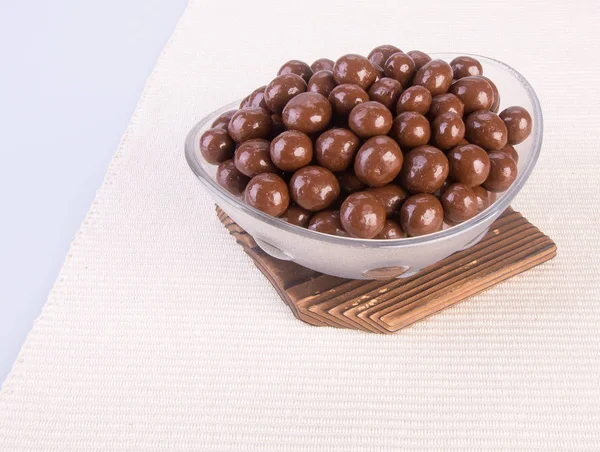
[185,53,542,280]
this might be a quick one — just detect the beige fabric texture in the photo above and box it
[1,0,600,450]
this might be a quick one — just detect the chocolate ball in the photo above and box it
[234,139,277,177]
[348,101,393,138]
[211,110,236,130]
[328,84,370,118]
[228,108,272,143]
[396,85,432,115]
[450,56,483,79]
[476,76,500,113]
[471,185,491,212]
[311,58,335,72]
[447,144,491,187]
[244,173,290,217]
[315,128,360,172]
[340,191,386,238]
[290,165,340,211]
[375,219,406,239]
[399,194,444,236]
[308,210,347,236]
[281,204,312,228]
[368,44,402,68]
[282,92,332,134]
[333,54,377,89]
[449,76,494,114]
[429,93,465,118]
[246,85,268,110]
[368,77,403,110]
[338,171,365,194]
[270,130,313,171]
[413,59,454,96]
[307,70,337,98]
[278,60,313,83]
[406,50,432,70]
[432,112,466,150]
[354,136,403,187]
[239,95,250,109]
[264,73,307,113]
[398,145,449,193]
[199,128,235,164]
[441,183,478,223]
[389,111,431,149]
[497,143,519,164]
[383,52,416,87]
[482,152,518,192]
[368,184,408,216]
[216,159,250,196]
[499,106,533,145]
[465,110,508,151]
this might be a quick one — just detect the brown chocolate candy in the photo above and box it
[447,144,490,187]
[465,110,508,151]
[368,44,402,68]
[338,171,365,194]
[278,60,313,83]
[228,108,272,143]
[244,173,290,217]
[348,101,393,138]
[375,219,406,239]
[471,185,491,212]
[282,92,332,134]
[264,73,307,114]
[234,139,277,177]
[399,194,444,236]
[211,110,237,130]
[389,111,431,149]
[270,113,285,137]
[308,210,347,236]
[315,128,360,172]
[497,143,519,164]
[281,204,312,228]
[328,84,370,118]
[476,76,500,113]
[311,58,335,72]
[290,165,340,211]
[413,59,454,96]
[354,136,403,187]
[482,152,518,192]
[270,130,313,171]
[368,78,403,110]
[340,191,386,238]
[307,70,337,98]
[432,179,452,199]
[449,76,494,114]
[333,54,377,89]
[199,128,235,164]
[499,106,533,145]
[396,86,432,115]
[368,184,408,216]
[406,50,432,70]
[398,145,449,193]
[246,85,268,110]
[441,183,478,223]
[216,159,250,196]
[428,93,465,119]
[383,52,416,87]
[450,56,483,79]
[432,112,466,150]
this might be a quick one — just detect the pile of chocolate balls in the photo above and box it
[199,45,532,239]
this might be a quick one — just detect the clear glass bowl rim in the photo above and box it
[185,52,543,248]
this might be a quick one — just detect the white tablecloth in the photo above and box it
[1,0,599,449]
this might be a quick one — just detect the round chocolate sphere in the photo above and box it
[429,93,465,118]
[216,159,250,196]
[383,52,416,87]
[476,76,500,113]
[244,173,290,217]
[396,85,432,115]
[354,136,403,187]
[389,111,431,149]
[270,130,313,171]
[398,145,449,193]
[211,110,237,130]
[282,92,332,134]
[348,101,393,138]
[281,204,312,228]
[368,184,408,216]
[315,128,360,172]
[368,78,403,110]
[450,56,483,79]
[278,60,313,83]
[340,191,386,238]
[307,70,337,98]
[432,112,466,150]
[368,44,402,68]
[399,194,444,237]
[406,50,432,70]
[449,76,494,114]
[338,171,365,194]
[499,106,533,145]
[264,73,307,113]
[441,183,478,223]
[328,84,370,118]
[471,185,491,212]
[234,139,277,177]
[465,110,508,151]
[413,59,454,96]
[308,210,347,237]
[246,85,268,110]
[375,219,406,239]
[310,58,334,72]
[497,143,519,164]
[447,144,490,187]
[290,165,340,211]
[482,152,518,192]
[228,108,272,143]
[333,54,377,89]
[199,128,235,164]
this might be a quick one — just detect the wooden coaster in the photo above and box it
[217,207,556,334]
